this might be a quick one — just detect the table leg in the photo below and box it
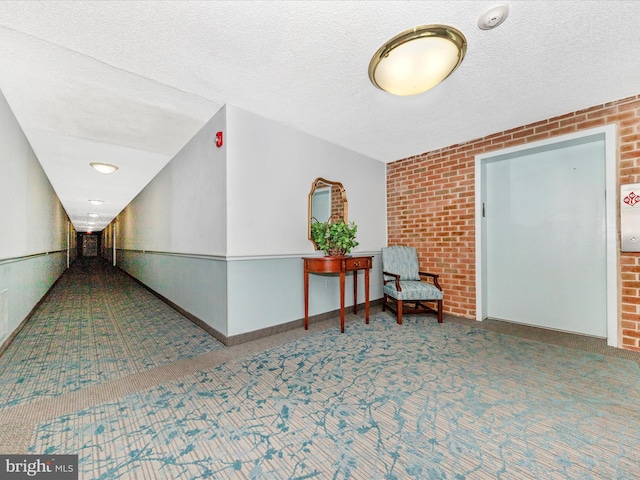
[304,270,309,330]
[365,268,370,324]
[340,270,345,333]
[353,269,358,314]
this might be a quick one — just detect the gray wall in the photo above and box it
[0,89,69,345]
[115,104,386,339]
[116,105,228,334]
[116,250,228,336]
[224,105,386,336]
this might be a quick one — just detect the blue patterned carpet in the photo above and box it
[28,314,640,479]
[0,260,224,408]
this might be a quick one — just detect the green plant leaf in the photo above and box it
[312,218,358,255]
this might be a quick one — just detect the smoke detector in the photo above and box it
[478,4,509,30]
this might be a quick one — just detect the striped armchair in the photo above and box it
[381,246,444,324]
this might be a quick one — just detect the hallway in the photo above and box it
[1,259,640,478]
[0,258,225,409]
[0,257,372,463]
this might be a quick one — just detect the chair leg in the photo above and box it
[382,294,387,311]
[437,299,443,323]
[397,299,403,325]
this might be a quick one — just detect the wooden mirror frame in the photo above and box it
[308,177,348,248]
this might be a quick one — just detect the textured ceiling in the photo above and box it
[1,1,639,232]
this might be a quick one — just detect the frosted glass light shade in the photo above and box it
[369,25,466,96]
[90,162,119,174]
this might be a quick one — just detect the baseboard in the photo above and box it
[224,298,384,347]
[118,266,382,347]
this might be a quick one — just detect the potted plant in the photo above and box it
[310,216,359,256]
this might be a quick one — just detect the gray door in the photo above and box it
[485,139,606,336]
[82,235,98,257]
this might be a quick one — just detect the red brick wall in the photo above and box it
[387,94,640,350]
[331,184,345,220]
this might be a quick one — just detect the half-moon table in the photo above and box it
[303,255,373,333]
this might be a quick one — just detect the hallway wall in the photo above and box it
[0,89,69,346]
[224,105,386,336]
[116,105,228,336]
[115,104,386,340]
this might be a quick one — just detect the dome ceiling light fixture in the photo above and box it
[368,24,467,96]
[90,162,119,174]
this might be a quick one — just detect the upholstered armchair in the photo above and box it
[381,246,443,324]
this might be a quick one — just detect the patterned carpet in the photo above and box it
[26,318,640,479]
[1,259,640,479]
[0,258,224,408]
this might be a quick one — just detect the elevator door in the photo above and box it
[485,140,606,337]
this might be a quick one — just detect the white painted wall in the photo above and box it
[224,105,387,335]
[117,106,227,255]
[116,105,228,334]
[226,104,387,256]
[0,89,68,344]
[116,104,387,339]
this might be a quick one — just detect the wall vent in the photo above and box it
[0,289,8,340]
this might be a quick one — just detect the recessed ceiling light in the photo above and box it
[89,199,105,205]
[369,24,467,96]
[90,162,119,174]
[88,213,98,217]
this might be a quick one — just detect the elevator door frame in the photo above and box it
[475,124,618,347]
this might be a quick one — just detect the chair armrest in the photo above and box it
[382,271,402,291]
[419,271,442,290]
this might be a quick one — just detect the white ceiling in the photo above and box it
[1,1,639,232]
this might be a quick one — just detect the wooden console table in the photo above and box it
[303,255,373,333]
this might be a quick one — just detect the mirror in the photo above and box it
[308,178,348,247]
